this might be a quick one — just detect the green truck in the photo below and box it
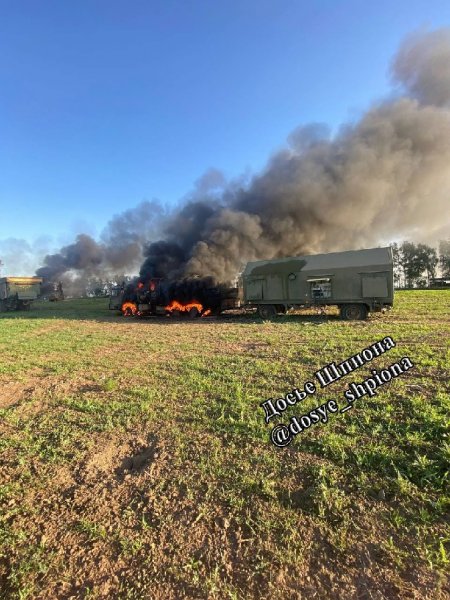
[242,246,394,320]
[0,277,43,311]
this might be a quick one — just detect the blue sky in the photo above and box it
[1,0,450,255]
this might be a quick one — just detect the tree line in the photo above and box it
[391,240,450,288]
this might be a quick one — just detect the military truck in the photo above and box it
[0,277,43,311]
[243,247,394,320]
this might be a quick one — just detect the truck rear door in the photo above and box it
[361,273,389,298]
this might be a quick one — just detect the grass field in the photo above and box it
[0,291,449,599]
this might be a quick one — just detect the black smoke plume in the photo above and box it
[139,28,450,284]
[36,28,450,290]
[36,200,167,295]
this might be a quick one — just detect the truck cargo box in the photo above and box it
[243,247,394,320]
[0,277,43,311]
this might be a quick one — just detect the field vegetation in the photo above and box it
[0,291,449,599]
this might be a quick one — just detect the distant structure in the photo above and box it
[430,277,450,288]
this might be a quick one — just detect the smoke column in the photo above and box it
[36,200,167,294]
[38,28,450,287]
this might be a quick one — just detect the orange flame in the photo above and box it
[202,309,212,317]
[122,301,138,316]
[165,300,203,314]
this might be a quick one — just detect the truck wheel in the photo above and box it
[188,307,200,319]
[340,304,368,321]
[258,304,276,319]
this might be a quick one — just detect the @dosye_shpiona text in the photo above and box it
[259,336,414,448]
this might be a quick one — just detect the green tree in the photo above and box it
[390,242,403,288]
[400,242,419,287]
[420,244,438,285]
[439,240,450,277]
[399,242,438,287]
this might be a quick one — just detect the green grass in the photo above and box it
[0,292,449,599]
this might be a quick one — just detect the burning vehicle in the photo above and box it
[109,276,241,318]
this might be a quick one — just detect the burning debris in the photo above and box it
[164,300,203,317]
[121,301,139,316]
[35,28,450,292]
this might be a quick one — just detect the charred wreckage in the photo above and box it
[109,276,241,318]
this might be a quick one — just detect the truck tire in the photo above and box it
[188,307,200,319]
[340,304,368,321]
[258,304,277,319]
